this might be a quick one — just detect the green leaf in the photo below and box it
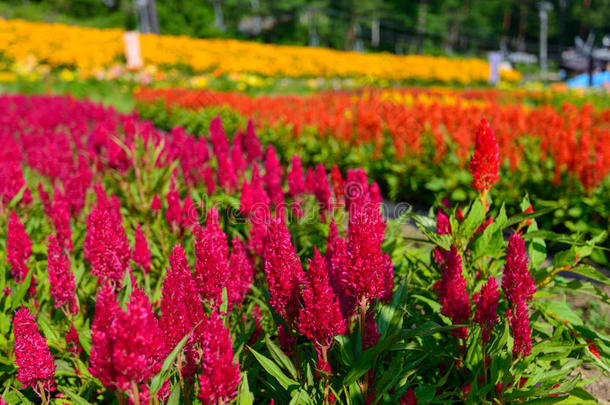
[249,347,299,390]
[406,213,452,250]
[61,388,91,405]
[11,269,33,310]
[567,264,610,285]
[238,372,255,405]
[150,328,194,394]
[265,336,298,379]
[456,199,483,243]
[535,301,583,326]
[166,382,181,405]
[506,207,554,228]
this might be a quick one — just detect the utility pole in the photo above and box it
[538,2,553,79]
[213,0,226,32]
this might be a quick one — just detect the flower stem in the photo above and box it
[36,381,48,405]
[177,352,191,405]
[117,392,126,405]
[322,346,330,405]
[358,296,369,399]
[131,380,140,405]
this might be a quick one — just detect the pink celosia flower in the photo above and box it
[344,168,369,213]
[84,198,131,285]
[248,217,268,258]
[314,164,332,220]
[182,195,196,229]
[474,276,499,342]
[244,119,263,164]
[369,181,382,206]
[227,237,254,309]
[217,152,238,193]
[194,208,230,306]
[264,217,305,322]
[400,387,418,405]
[161,245,205,380]
[66,324,82,356]
[264,146,284,206]
[240,179,254,216]
[0,161,31,207]
[363,309,380,350]
[434,247,470,340]
[305,166,315,194]
[13,307,56,392]
[47,234,77,313]
[469,118,500,193]
[165,181,183,231]
[51,188,73,252]
[209,116,230,158]
[340,200,392,306]
[507,300,532,358]
[38,183,52,217]
[299,248,346,350]
[502,232,535,358]
[287,155,306,197]
[325,220,356,319]
[90,285,165,392]
[89,284,120,390]
[203,165,216,195]
[132,224,151,274]
[250,165,271,213]
[502,233,535,305]
[198,312,241,405]
[150,194,162,214]
[7,211,32,283]
[231,129,247,175]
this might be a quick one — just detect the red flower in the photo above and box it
[84,197,131,285]
[231,129,247,175]
[194,208,230,306]
[150,194,162,213]
[264,146,284,206]
[13,307,56,393]
[217,151,238,193]
[330,164,344,203]
[66,324,82,356]
[264,216,305,322]
[299,248,346,350]
[502,233,535,305]
[161,245,205,380]
[400,387,418,405]
[198,312,241,405]
[227,237,254,309]
[287,155,306,197]
[507,300,532,358]
[132,224,151,274]
[47,234,77,313]
[474,276,499,342]
[6,211,32,283]
[244,119,263,164]
[435,247,471,340]
[469,118,500,193]
[90,285,165,391]
[314,164,332,219]
[50,187,73,251]
[165,181,183,231]
[209,116,229,158]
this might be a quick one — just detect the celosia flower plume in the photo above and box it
[474,276,499,342]
[47,234,77,313]
[6,211,32,283]
[132,224,151,274]
[13,307,56,393]
[469,118,500,193]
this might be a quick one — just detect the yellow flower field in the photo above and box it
[0,19,521,83]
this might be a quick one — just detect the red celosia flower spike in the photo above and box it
[6,211,32,283]
[264,216,305,322]
[209,116,230,158]
[198,312,241,405]
[13,307,56,393]
[160,244,205,381]
[434,247,471,340]
[299,247,346,350]
[507,300,533,358]
[89,284,120,390]
[330,164,344,203]
[231,129,247,175]
[150,194,162,214]
[227,237,254,309]
[66,324,82,357]
[194,208,230,306]
[469,117,500,193]
[502,233,535,305]
[474,276,499,342]
[132,224,151,274]
[244,119,263,163]
[287,155,306,197]
[264,146,284,206]
[314,164,332,219]
[47,234,77,313]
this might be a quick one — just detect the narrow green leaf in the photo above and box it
[249,347,299,390]
[265,336,298,379]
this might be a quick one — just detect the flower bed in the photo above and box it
[0,19,520,84]
[135,87,610,262]
[0,94,608,404]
